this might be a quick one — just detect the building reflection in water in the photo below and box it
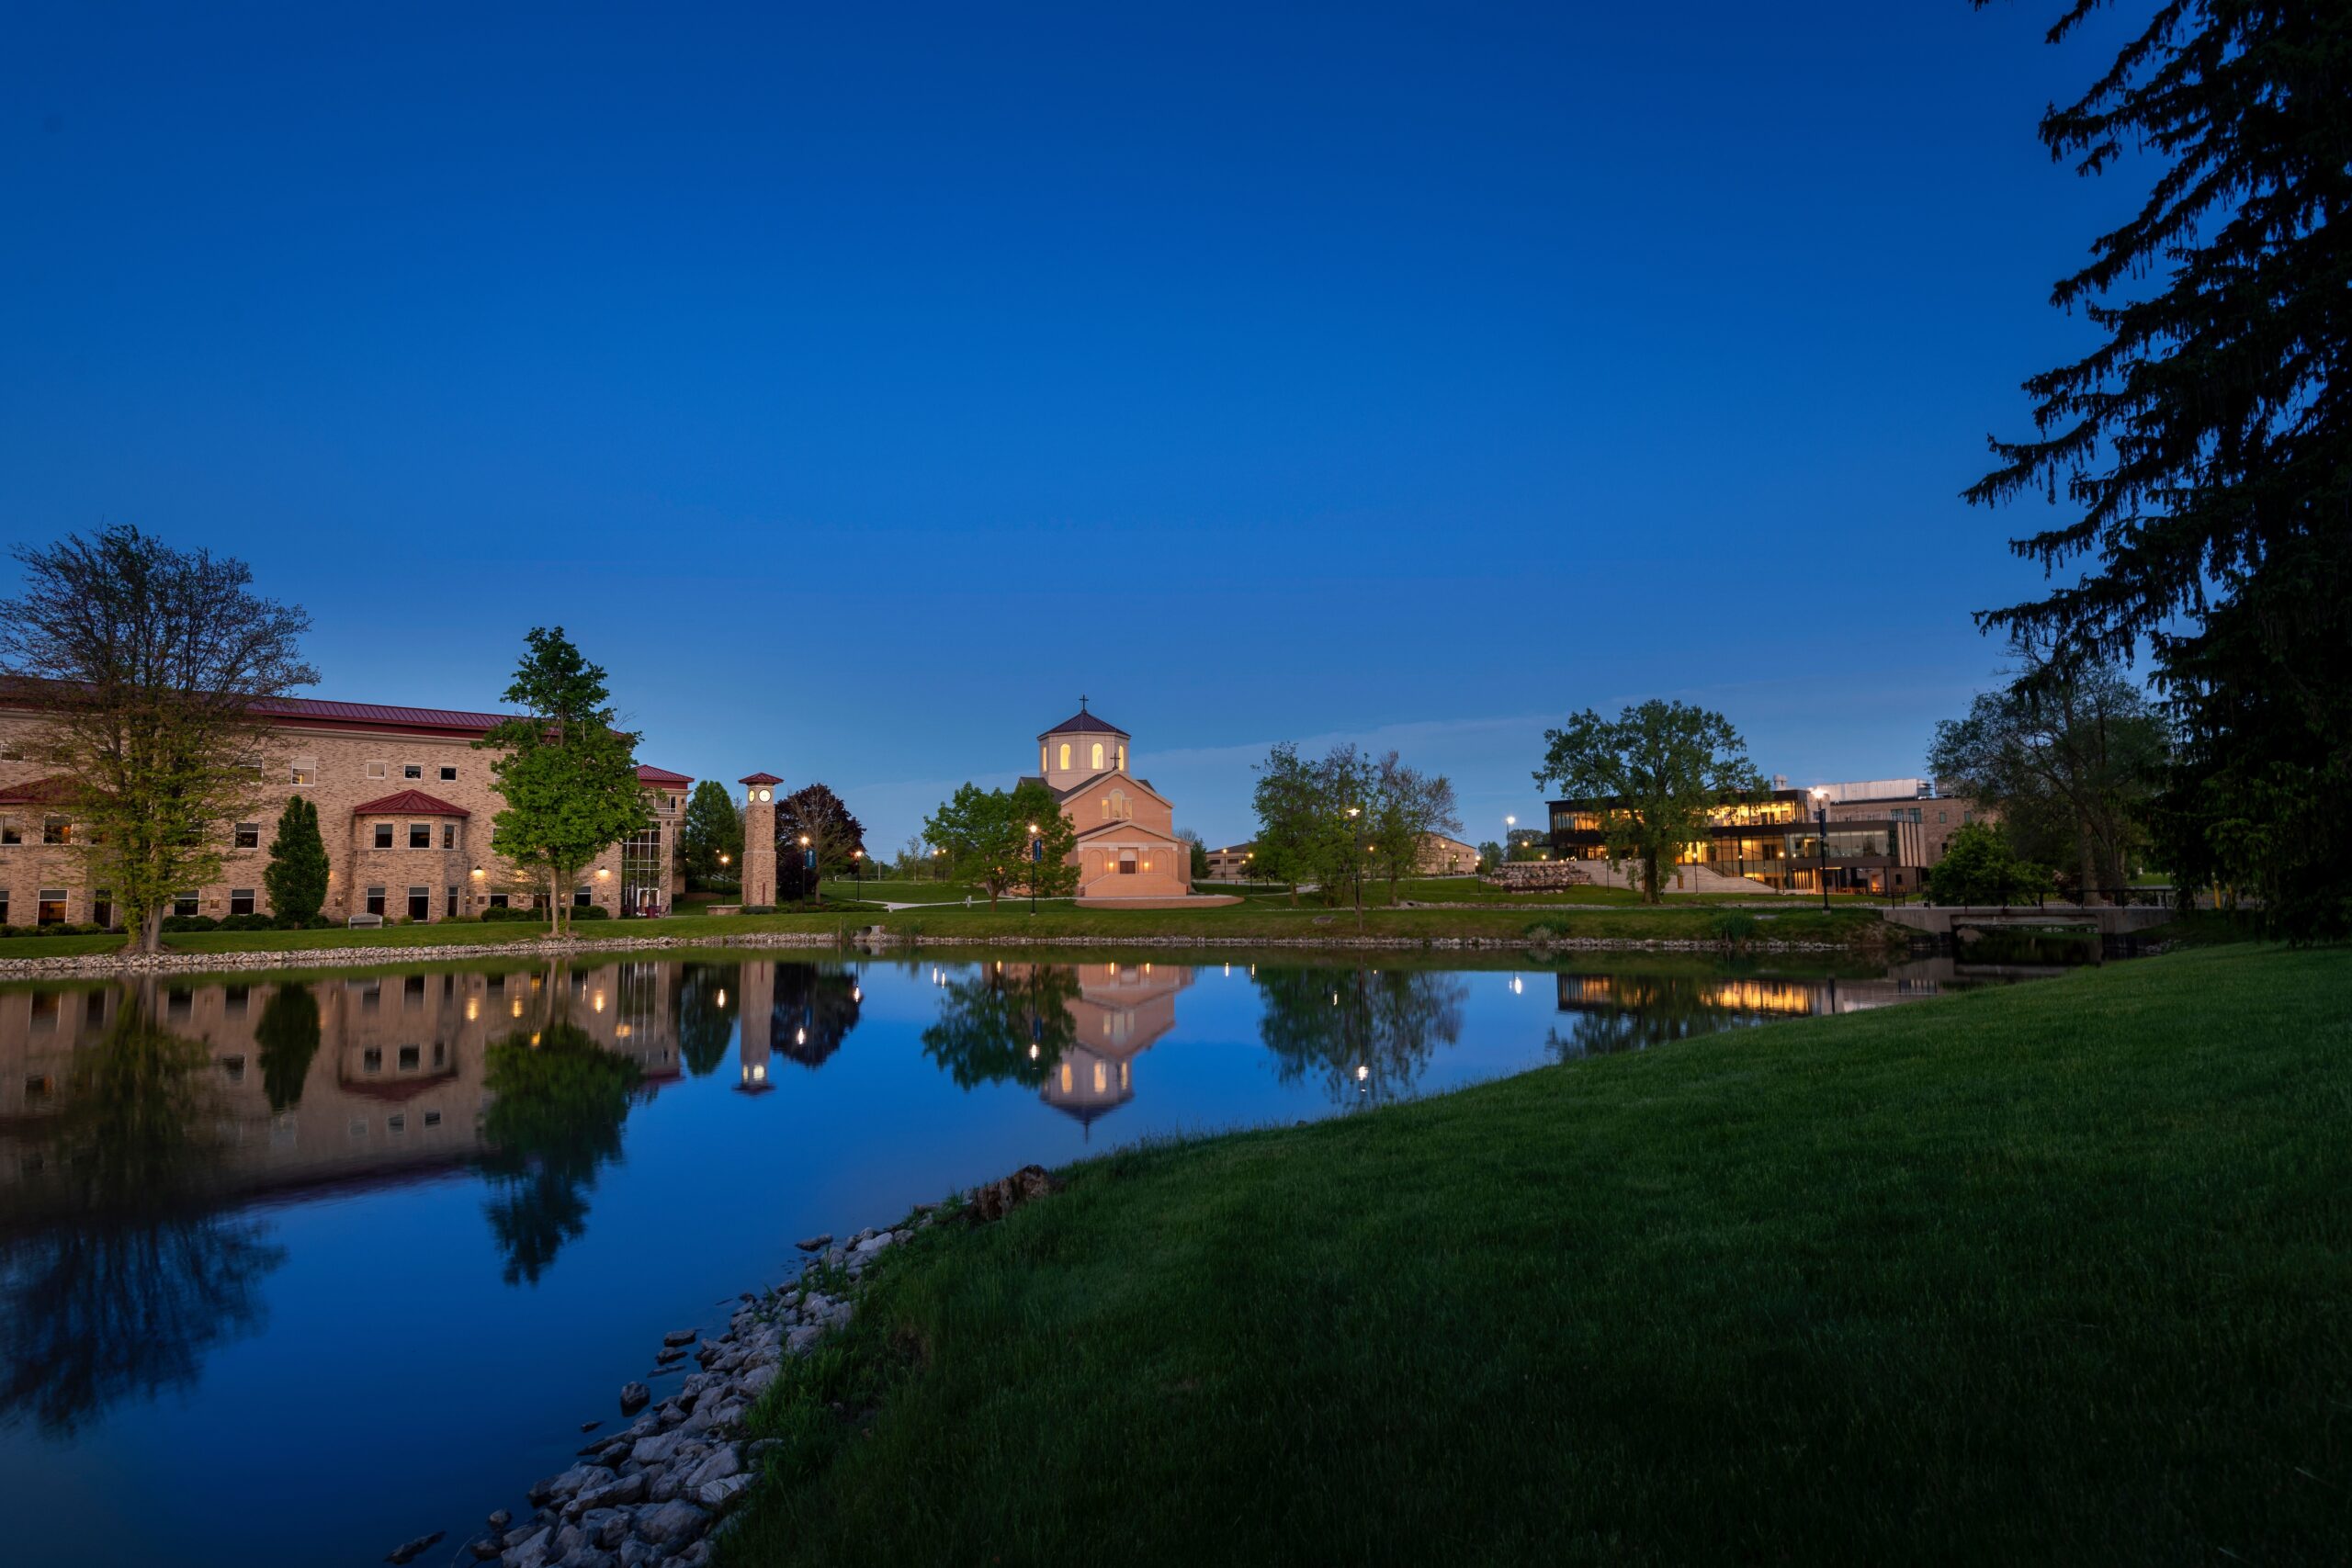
[735,963,865,1094]
[1547,960,1973,1058]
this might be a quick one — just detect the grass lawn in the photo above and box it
[721,943,2352,1565]
[0,901,1888,962]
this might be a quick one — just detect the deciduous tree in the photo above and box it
[922,781,1077,907]
[1367,751,1463,900]
[1928,637,2169,897]
[1968,2,2352,937]
[475,628,649,938]
[678,780,743,889]
[0,526,318,952]
[775,783,866,899]
[1532,701,1761,903]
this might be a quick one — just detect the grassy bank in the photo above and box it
[0,901,1889,963]
[721,944,2351,1565]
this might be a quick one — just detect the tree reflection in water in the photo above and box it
[0,990,284,1435]
[921,964,1084,1089]
[254,982,322,1111]
[772,964,863,1069]
[673,962,739,1077]
[1255,966,1468,1107]
[477,1019,647,1286]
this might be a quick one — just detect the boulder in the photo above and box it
[618,1382,651,1416]
[662,1328,700,1348]
[966,1164,1059,1224]
[793,1234,831,1252]
[633,1500,711,1550]
[693,1473,754,1512]
[386,1531,445,1564]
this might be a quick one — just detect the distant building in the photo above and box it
[1203,842,1256,880]
[1544,778,1996,897]
[1415,833,1481,876]
[0,692,691,927]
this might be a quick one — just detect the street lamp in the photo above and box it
[851,847,863,893]
[1811,788,1830,911]
[1504,813,1516,868]
[1344,805,1364,930]
[1027,822,1040,916]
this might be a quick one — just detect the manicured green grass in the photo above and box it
[818,877,979,903]
[0,901,1889,961]
[722,945,2352,1565]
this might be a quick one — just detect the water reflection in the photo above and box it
[478,1021,647,1286]
[735,962,865,1091]
[1545,959,2000,1059]
[0,988,284,1435]
[1255,965,1469,1106]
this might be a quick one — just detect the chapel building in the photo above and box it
[1024,702,1193,900]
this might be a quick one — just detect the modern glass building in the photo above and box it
[1546,786,1934,895]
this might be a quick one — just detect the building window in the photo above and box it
[446,885,458,918]
[43,816,73,844]
[424,1111,442,1129]
[1058,741,1071,771]
[92,888,110,927]
[0,817,18,845]
[366,761,388,780]
[291,763,314,785]
[1091,741,1104,771]
[373,823,393,849]
[408,823,431,849]
[1117,744,1125,772]
[402,763,422,780]
[407,886,430,920]
[173,891,199,918]
[398,1044,421,1071]
[363,1047,381,1075]
[487,893,509,908]
[366,886,386,917]
[574,885,593,908]
[404,974,425,1005]
[387,1113,406,1134]
[0,891,8,923]
[37,888,66,925]
[166,988,192,1021]
[439,765,457,782]
[230,888,255,916]
[224,985,249,1015]
[233,822,260,849]
[221,1055,246,1085]
[441,823,456,850]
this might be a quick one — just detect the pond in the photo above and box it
[0,947,2038,1565]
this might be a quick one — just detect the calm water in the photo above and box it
[0,948,2028,1565]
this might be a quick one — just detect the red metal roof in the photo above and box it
[0,774,75,806]
[252,695,517,733]
[350,789,470,818]
[638,764,693,786]
[739,771,784,785]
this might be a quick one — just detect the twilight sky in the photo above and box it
[0,2,2141,850]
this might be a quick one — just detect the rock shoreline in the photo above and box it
[450,1218,923,1568]
[0,928,1860,981]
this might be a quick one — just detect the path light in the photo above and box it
[596,867,610,879]
[715,989,727,1009]
[470,865,484,879]
[719,853,730,867]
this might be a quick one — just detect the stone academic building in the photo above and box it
[0,694,692,928]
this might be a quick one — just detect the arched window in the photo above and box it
[1116,744,1125,772]
[1040,744,1047,773]
[1058,741,1071,771]
[1091,741,1104,771]
[1107,789,1126,821]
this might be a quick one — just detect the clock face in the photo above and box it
[755,788,772,803]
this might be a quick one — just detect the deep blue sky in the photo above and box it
[1,3,2138,849]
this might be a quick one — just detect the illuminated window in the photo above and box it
[1091,741,1104,770]
[1058,742,1070,771]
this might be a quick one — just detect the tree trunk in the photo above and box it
[548,871,562,939]
[134,907,164,954]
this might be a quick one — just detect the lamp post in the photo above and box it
[798,834,813,904]
[1345,805,1364,931]
[1504,814,1516,869]
[1028,822,1040,916]
[851,847,862,895]
[1811,789,1830,911]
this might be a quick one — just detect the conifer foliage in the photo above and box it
[1970,2,2351,935]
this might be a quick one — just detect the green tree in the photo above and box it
[1928,637,2170,897]
[1249,742,1363,907]
[0,526,318,952]
[475,627,650,938]
[1367,751,1463,902]
[253,983,322,1111]
[922,781,1078,907]
[1968,3,2351,938]
[677,780,743,890]
[1476,839,1504,872]
[673,962,738,1077]
[1178,828,1212,881]
[1925,821,2053,908]
[1254,965,1466,1108]
[261,795,328,925]
[1533,701,1761,903]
